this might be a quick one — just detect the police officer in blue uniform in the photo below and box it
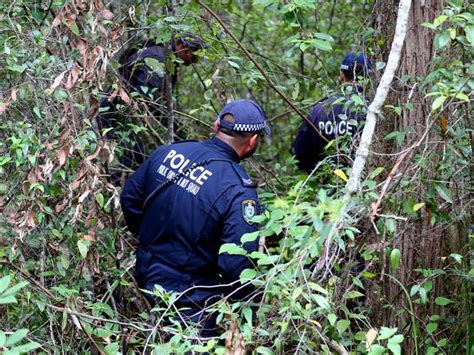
[294,52,372,172]
[98,33,207,184]
[120,99,269,336]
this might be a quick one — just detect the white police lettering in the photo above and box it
[157,149,213,195]
[319,121,357,137]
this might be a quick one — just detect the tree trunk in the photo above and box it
[368,0,468,351]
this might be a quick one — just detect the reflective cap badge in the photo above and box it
[242,199,256,225]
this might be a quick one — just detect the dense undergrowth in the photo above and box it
[0,0,472,353]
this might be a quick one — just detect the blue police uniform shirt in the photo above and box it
[294,85,367,172]
[120,136,260,304]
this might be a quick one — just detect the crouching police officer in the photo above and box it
[98,33,207,184]
[294,52,372,172]
[120,99,269,337]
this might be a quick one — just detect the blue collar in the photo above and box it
[204,136,240,162]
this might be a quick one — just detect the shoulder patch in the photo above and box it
[232,163,257,187]
[242,199,257,225]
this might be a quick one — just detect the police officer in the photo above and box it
[294,52,372,172]
[120,99,269,336]
[98,33,207,183]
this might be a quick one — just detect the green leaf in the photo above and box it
[413,203,425,211]
[421,22,436,30]
[449,253,463,264]
[388,334,404,344]
[454,92,469,101]
[241,231,259,244]
[433,15,448,28]
[336,319,350,333]
[313,294,331,309]
[465,25,474,45]
[427,322,438,333]
[95,193,104,209]
[5,329,28,346]
[219,243,247,255]
[104,342,121,355]
[387,343,401,355]
[390,249,401,269]
[239,268,256,281]
[311,39,332,51]
[345,290,364,299]
[8,341,41,353]
[33,106,42,118]
[256,346,274,354]
[291,287,303,300]
[228,60,240,69]
[432,95,446,111]
[435,184,453,204]
[0,296,16,304]
[351,94,364,106]
[77,239,90,259]
[257,255,279,266]
[0,331,6,347]
[368,344,387,355]
[327,313,337,326]
[1,281,29,298]
[369,167,384,179]
[69,21,80,36]
[144,57,165,77]
[435,297,453,306]
[308,282,329,295]
[0,275,10,294]
[384,131,405,145]
[434,31,451,49]
[377,327,398,340]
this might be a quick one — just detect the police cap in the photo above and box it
[217,99,270,134]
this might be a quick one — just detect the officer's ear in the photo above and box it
[249,132,260,148]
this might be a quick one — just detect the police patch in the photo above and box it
[242,199,256,225]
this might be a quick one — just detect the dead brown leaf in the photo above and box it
[94,0,105,11]
[75,0,88,11]
[225,316,246,355]
[52,13,63,27]
[55,199,67,213]
[58,146,69,167]
[365,328,378,351]
[78,189,91,203]
[100,9,114,20]
[119,87,130,104]
[85,141,103,162]
[0,102,9,114]
[65,65,79,90]
[27,209,36,228]
[47,71,67,95]
[11,89,18,101]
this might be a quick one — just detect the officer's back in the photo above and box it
[121,99,269,307]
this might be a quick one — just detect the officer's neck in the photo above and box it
[214,133,250,160]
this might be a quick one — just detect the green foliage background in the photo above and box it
[0,0,472,353]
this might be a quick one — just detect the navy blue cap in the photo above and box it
[217,99,270,134]
[340,52,372,74]
[177,32,207,51]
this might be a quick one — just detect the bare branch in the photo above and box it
[345,0,412,198]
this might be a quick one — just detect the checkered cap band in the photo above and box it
[233,123,267,132]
